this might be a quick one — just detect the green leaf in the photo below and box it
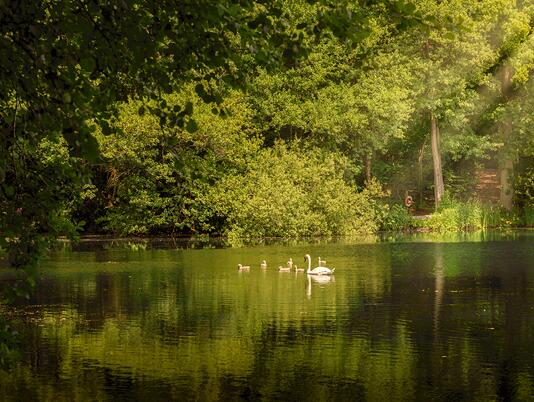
[101,120,112,135]
[186,118,198,133]
[80,56,96,73]
[167,136,179,147]
[184,101,193,115]
[173,155,184,171]
[80,133,100,163]
[195,83,206,98]
[163,83,173,94]
[3,185,14,197]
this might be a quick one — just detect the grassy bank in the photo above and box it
[380,197,533,233]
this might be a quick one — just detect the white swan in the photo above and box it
[260,260,267,269]
[237,264,250,271]
[305,254,335,275]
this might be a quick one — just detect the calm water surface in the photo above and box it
[1,231,534,401]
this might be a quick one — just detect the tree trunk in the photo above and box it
[499,66,514,210]
[418,139,426,206]
[499,157,513,210]
[431,112,444,209]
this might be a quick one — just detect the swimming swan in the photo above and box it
[278,257,294,272]
[237,264,250,271]
[304,254,335,275]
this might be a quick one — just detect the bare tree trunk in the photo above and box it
[418,139,426,206]
[431,112,444,209]
[499,66,514,210]
[499,157,513,210]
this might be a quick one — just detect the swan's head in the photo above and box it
[304,254,311,262]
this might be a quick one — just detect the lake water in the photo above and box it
[1,231,533,401]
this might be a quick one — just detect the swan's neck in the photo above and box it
[306,256,311,272]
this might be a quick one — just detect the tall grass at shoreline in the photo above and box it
[385,196,524,232]
[521,206,534,227]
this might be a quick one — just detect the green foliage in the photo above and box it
[442,169,478,200]
[514,167,534,226]
[91,81,399,239]
[200,143,382,239]
[93,88,260,235]
[251,36,414,163]
[1,131,84,272]
[515,167,534,207]
[377,204,414,231]
[418,205,483,232]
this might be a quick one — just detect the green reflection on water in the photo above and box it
[0,231,533,401]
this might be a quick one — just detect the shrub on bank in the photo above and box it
[92,92,386,238]
[200,143,384,239]
[515,167,534,227]
[93,90,261,235]
[376,204,413,231]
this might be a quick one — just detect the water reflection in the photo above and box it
[306,274,334,299]
[433,243,444,336]
[0,232,533,401]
